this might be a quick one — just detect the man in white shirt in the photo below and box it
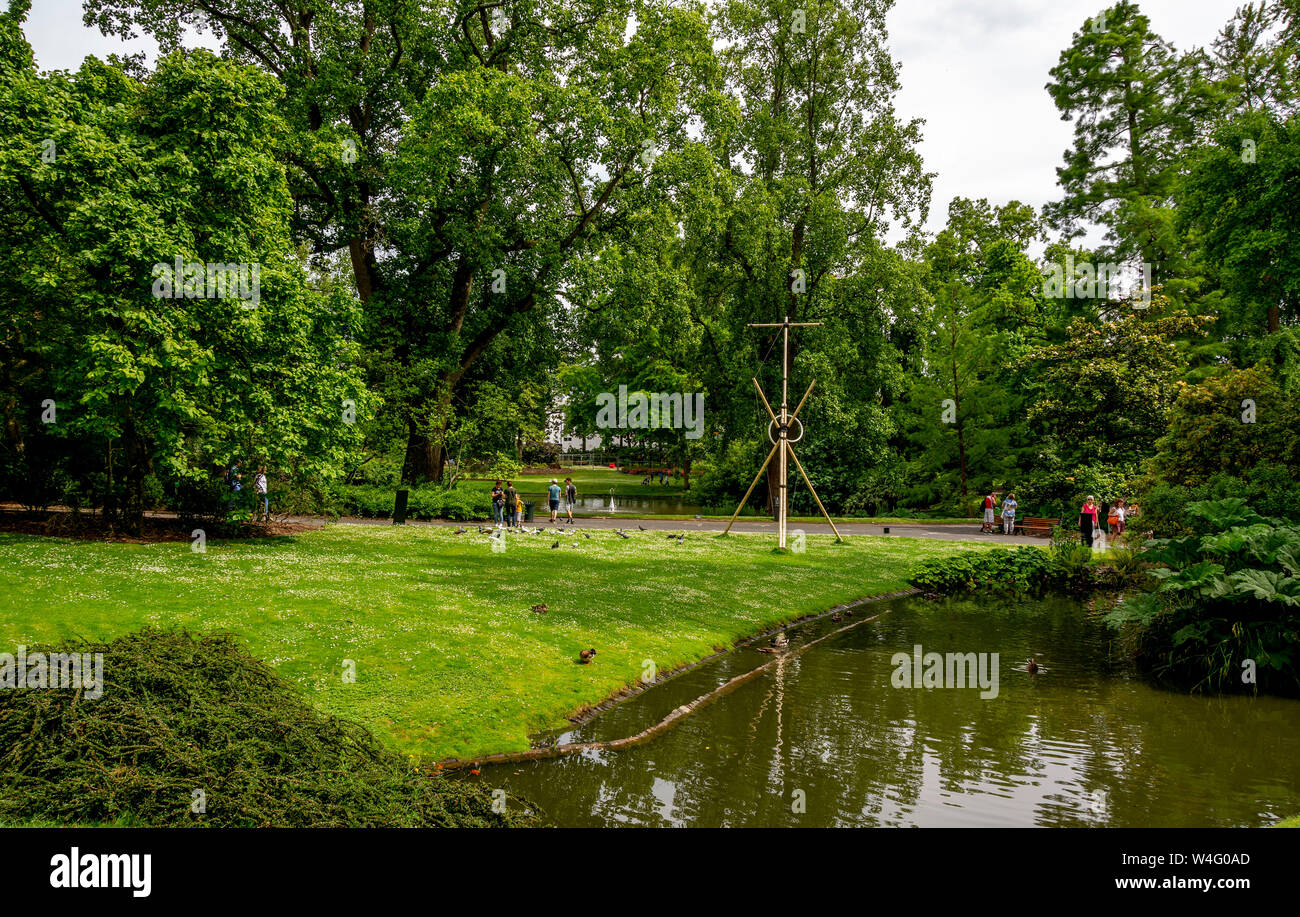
[254,466,269,522]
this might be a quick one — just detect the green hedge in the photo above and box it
[907,543,1142,595]
[328,484,491,522]
[908,547,1060,594]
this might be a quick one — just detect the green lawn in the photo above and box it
[0,526,988,761]
[508,467,690,498]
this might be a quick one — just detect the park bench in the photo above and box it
[1000,515,1059,537]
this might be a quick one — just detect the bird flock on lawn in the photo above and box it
[442,523,694,668]
[449,524,687,542]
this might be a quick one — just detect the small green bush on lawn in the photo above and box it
[328,484,488,522]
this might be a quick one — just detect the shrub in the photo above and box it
[1106,499,1300,695]
[693,440,769,510]
[1140,469,1300,537]
[1104,546,1146,578]
[167,474,231,527]
[908,542,1147,597]
[0,630,534,827]
[327,484,492,522]
[908,547,1060,594]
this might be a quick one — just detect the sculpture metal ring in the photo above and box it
[768,415,804,444]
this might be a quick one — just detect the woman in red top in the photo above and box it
[1079,496,1100,548]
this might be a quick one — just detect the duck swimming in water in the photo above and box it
[1026,657,1040,674]
[757,633,789,655]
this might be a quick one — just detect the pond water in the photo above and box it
[518,492,706,516]
[481,595,1300,827]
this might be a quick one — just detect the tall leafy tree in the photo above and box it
[86,0,721,484]
[903,199,1044,510]
[699,0,930,510]
[0,32,366,529]
[1179,110,1300,336]
[1020,305,1205,508]
[1045,2,1201,270]
[1208,1,1298,116]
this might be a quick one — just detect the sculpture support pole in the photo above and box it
[779,319,790,549]
[729,317,836,551]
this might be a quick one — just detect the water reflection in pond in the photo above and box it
[482,595,1300,827]
[518,493,705,516]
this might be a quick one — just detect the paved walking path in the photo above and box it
[302,513,1046,545]
[1,503,1046,545]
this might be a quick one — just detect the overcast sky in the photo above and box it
[23,0,1248,248]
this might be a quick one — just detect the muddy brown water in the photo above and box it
[476,594,1300,827]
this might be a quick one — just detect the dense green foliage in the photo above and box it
[0,15,367,532]
[1106,499,1300,694]
[907,542,1144,596]
[1140,362,1300,534]
[0,0,1296,527]
[0,629,531,826]
[908,547,1061,594]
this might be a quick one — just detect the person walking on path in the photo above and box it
[226,462,243,511]
[1001,492,1018,535]
[981,491,996,534]
[254,466,269,523]
[1110,498,1127,538]
[563,477,577,524]
[505,481,518,527]
[547,478,562,523]
[1079,495,1100,548]
[491,480,505,528]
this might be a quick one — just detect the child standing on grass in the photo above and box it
[1001,492,1017,535]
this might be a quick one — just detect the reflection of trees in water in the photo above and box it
[517,597,1300,827]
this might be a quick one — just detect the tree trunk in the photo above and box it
[117,418,150,535]
[401,422,444,485]
[401,374,459,485]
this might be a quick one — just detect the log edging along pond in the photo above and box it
[436,588,919,771]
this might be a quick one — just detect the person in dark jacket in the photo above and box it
[1079,495,1100,548]
[504,481,518,527]
[491,480,505,528]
